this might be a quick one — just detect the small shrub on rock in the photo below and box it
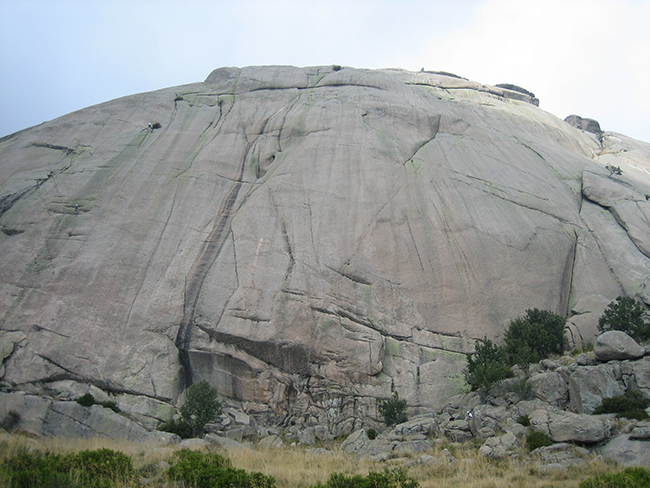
[76,393,95,407]
[580,466,650,488]
[158,418,194,439]
[310,467,418,488]
[517,414,531,426]
[464,338,513,391]
[526,431,553,451]
[598,296,649,342]
[593,390,650,420]
[377,392,408,426]
[367,428,377,440]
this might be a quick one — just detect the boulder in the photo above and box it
[478,432,518,458]
[594,331,645,362]
[530,409,607,443]
[528,372,568,405]
[394,416,439,436]
[568,364,625,414]
[178,438,210,450]
[565,115,602,134]
[599,434,650,467]
[204,433,248,450]
[258,435,284,448]
[341,429,370,454]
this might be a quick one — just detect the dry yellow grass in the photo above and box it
[0,432,621,488]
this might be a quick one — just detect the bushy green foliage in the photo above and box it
[464,338,513,391]
[377,392,408,426]
[516,414,531,426]
[76,393,95,407]
[310,467,418,488]
[75,394,120,413]
[504,309,566,367]
[158,418,194,439]
[593,390,650,420]
[2,448,134,488]
[526,430,553,451]
[367,428,377,440]
[167,450,275,488]
[598,296,650,342]
[180,380,223,437]
[580,467,650,488]
[0,410,20,431]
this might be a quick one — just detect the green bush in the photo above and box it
[526,430,553,451]
[180,380,222,437]
[464,338,513,391]
[593,390,650,420]
[2,448,134,488]
[367,428,377,440]
[377,392,408,426]
[76,393,95,407]
[310,467,418,488]
[0,410,20,431]
[580,467,650,488]
[158,417,194,439]
[598,296,650,342]
[504,309,565,367]
[75,393,120,413]
[167,450,275,488]
[517,414,531,426]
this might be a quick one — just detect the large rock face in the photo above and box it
[1,66,650,427]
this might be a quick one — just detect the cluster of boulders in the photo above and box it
[2,330,650,470]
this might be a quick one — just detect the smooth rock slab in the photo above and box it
[599,434,650,467]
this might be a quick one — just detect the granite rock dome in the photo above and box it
[1,66,649,431]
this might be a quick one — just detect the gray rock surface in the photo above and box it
[1,65,650,424]
[568,363,625,413]
[594,331,646,362]
[530,409,608,443]
[478,432,518,458]
[599,433,650,467]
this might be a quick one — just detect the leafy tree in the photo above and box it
[180,380,222,437]
[464,338,513,391]
[598,296,650,342]
[377,392,408,426]
[504,309,565,367]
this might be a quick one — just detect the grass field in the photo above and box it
[0,431,622,488]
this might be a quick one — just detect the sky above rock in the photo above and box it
[1,0,648,143]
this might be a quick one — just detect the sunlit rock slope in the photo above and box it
[1,66,649,432]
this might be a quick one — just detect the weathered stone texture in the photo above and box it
[1,66,650,421]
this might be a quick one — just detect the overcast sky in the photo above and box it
[1,0,649,142]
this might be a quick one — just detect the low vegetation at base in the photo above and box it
[310,467,418,488]
[526,431,553,451]
[377,392,408,426]
[167,450,275,488]
[580,467,650,488]
[593,390,650,420]
[598,296,650,342]
[1,448,134,488]
[0,433,632,488]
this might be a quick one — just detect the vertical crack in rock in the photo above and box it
[560,231,578,317]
